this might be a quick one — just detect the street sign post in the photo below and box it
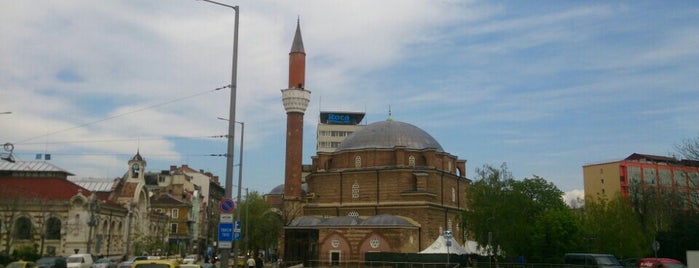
[218,222,234,248]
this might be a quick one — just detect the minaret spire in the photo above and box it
[282,18,311,199]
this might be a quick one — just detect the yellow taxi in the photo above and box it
[131,259,180,268]
[7,261,37,268]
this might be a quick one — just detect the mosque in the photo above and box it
[270,20,471,265]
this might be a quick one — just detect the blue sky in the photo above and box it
[2,1,698,203]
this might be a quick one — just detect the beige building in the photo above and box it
[583,153,699,208]
[0,152,167,258]
[316,111,365,153]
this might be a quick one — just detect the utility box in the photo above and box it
[687,250,699,268]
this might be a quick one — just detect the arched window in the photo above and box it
[15,216,32,239]
[132,164,140,178]
[46,217,62,240]
[408,155,415,166]
[354,155,362,168]
[352,182,360,199]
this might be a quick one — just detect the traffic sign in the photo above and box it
[220,214,234,223]
[218,222,234,248]
[219,198,236,213]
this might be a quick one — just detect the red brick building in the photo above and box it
[274,19,470,265]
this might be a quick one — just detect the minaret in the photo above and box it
[282,19,310,199]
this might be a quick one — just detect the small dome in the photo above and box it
[337,120,443,152]
[360,214,415,227]
[288,216,323,227]
[269,184,284,195]
[319,216,361,226]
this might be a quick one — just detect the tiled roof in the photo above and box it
[0,177,91,200]
[0,160,74,175]
[119,182,138,197]
[151,193,188,206]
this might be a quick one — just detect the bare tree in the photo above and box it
[0,188,22,255]
[674,134,699,160]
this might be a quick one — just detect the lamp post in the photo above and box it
[86,193,100,254]
[199,1,239,267]
[218,118,245,268]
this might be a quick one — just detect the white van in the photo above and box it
[66,254,95,268]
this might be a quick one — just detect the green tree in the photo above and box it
[463,164,577,263]
[582,194,648,259]
[240,191,283,257]
[530,208,583,263]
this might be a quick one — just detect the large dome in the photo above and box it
[336,120,444,152]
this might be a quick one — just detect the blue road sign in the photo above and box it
[234,232,241,241]
[218,223,234,242]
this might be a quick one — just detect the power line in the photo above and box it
[15,84,231,144]
[15,134,227,146]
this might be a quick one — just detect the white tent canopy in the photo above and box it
[419,235,470,255]
[419,235,492,256]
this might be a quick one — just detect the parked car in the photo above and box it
[7,261,37,268]
[181,255,200,264]
[564,253,623,268]
[93,259,117,268]
[117,256,147,268]
[36,256,67,268]
[66,254,95,268]
[638,258,686,268]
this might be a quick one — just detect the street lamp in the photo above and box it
[199,1,239,267]
[86,193,101,254]
[218,118,245,268]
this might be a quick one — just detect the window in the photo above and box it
[659,169,672,187]
[330,251,341,266]
[171,209,179,219]
[355,155,362,168]
[643,168,656,185]
[370,238,380,249]
[347,211,359,217]
[451,188,456,203]
[408,155,415,166]
[132,164,140,178]
[352,182,360,199]
[15,216,32,239]
[170,223,178,234]
[675,171,687,187]
[46,217,61,240]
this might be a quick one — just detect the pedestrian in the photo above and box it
[246,256,256,268]
[255,255,263,268]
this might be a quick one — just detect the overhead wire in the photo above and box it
[14,84,231,144]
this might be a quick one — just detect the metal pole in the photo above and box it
[198,1,238,267]
[235,121,244,264]
[244,188,249,255]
